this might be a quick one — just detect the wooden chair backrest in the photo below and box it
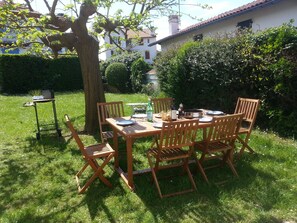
[64,114,87,157]
[152,97,174,113]
[206,113,243,143]
[234,97,260,132]
[159,120,199,150]
[97,101,124,126]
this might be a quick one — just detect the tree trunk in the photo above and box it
[76,36,106,134]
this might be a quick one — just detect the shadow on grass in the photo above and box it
[131,152,287,223]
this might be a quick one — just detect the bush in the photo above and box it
[105,62,129,93]
[100,52,142,93]
[131,58,151,92]
[154,23,297,137]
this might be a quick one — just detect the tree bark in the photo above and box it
[75,35,106,134]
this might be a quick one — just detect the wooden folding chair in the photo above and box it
[234,97,260,159]
[65,115,115,194]
[147,120,199,198]
[97,101,124,142]
[151,97,174,114]
[194,113,243,183]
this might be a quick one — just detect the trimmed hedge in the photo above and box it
[105,62,129,93]
[100,51,142,92]
[155,23,297,137]
[0,55,83,93]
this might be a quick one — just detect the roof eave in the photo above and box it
[149,0,281,46]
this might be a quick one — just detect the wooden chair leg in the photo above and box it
[192,151,209,183]
[237,135,255,159]
[147,153,163,198]
[76,162,89,178]
[225,150,239,177]
[226,158,239,177]
[183,158,197,191]
[76,154,114,194]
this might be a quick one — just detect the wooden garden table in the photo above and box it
[106,115,212,191]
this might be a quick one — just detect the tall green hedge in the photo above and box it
[155,23,297,137]
[0,55,83,93]
[131,58,151,93]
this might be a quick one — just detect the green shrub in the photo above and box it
[154,23,297,137]
[105,62,129,93]
[130,58,151,92]
[154,45,179,94]
[100,51,142,93]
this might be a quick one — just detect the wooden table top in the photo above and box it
[106,115,212,138]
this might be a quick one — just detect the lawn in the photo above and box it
[0,91,297,223]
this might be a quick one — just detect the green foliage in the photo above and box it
[154,45,179,95]
[100,52,143,93]
[130,58,151,92]
[105,62,129,93]
[141,83,159,97]
[101,51,142,76]
[154,23,297,137]
[0,55,82,93]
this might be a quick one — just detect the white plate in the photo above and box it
[199,117,213,122]
[32,96,44,100]
[132,114,147,118]
[116,120,135,126]
[153,122,163,128]
[155,114,162,118]
[206,111,224,115]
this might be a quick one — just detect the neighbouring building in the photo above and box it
[100,29,157,64]
[149,0,297,51]
[0,1,41,54]
[146,69,158,89]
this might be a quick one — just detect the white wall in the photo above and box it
[100,31,157,64]
[161,0,297,51]
[131,37,157,64]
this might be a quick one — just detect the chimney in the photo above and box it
[168,15,180,35]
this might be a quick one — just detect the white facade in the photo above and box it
[154,0,297,51]
[100,29,157,64]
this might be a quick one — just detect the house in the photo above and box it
[100,29,157,64]
[149,0,297,51]
[146,69,158,89]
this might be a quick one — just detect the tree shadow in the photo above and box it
[132,152,288,223]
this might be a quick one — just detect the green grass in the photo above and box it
[0,91,297,222]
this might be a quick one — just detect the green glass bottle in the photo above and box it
[146,98,153,122]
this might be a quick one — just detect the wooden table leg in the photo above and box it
[112,127,119,168]
[126,136,134,190]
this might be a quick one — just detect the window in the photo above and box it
[193,34,203,41]
[147,39,150,44]
[237,19,253,30]
[145,51,150,60]
[139,38,144,45]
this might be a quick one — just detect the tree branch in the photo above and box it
[50,0,59,17]
[43,0,51,12]
[24,0,34,11]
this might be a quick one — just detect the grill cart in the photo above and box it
[24,90,62,140]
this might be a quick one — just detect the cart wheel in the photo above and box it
[36,132,40,140]
[57,129,62,137]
